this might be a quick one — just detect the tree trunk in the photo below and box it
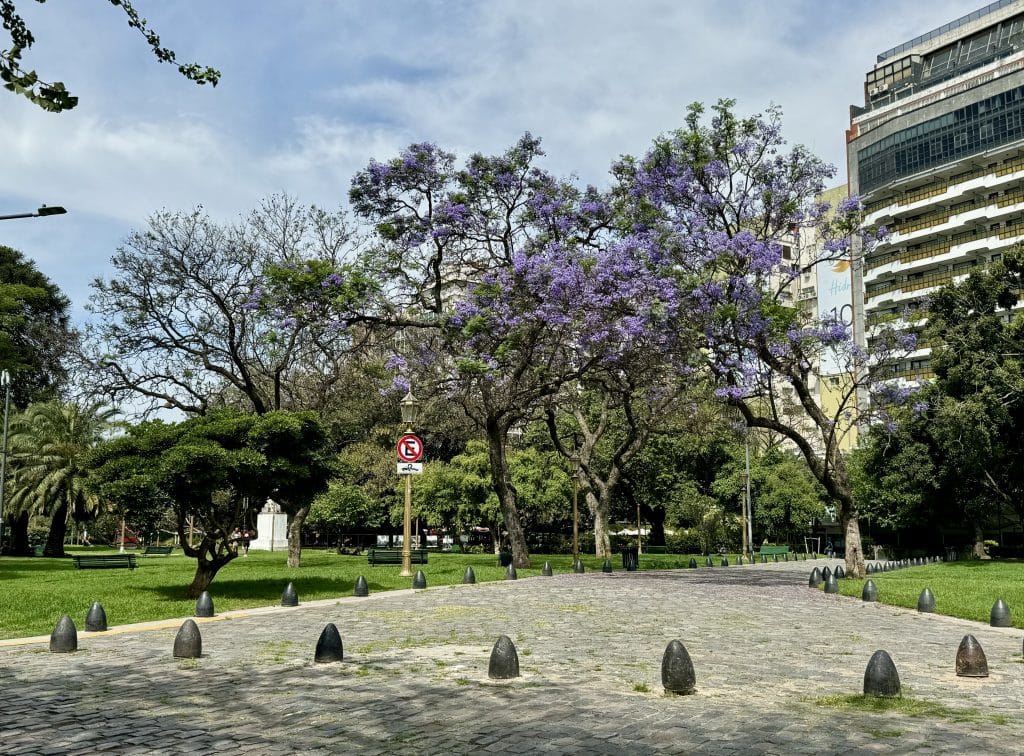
[286,504,309,568]
[8,510,31,555]
[972,522,989,560]
[187,558,233,599]
[841,509,866,579]
[43,500,69,558]
[587,491,612,558]
[485,417,530,568]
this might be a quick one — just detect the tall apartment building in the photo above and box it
[847,0,1024,380]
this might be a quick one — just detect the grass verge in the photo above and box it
[835,560,1024,628]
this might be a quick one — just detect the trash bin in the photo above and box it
[498,551,513,567]
[621,546,639,572]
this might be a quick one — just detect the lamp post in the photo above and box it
[0,370,10,554]
[0,205,67,221]
[399,390,420,577]
[569,454,580,558]
[744,431,754,562]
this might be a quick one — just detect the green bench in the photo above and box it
[73,554,138,570]
[758,545,791,561]
[143,545,173,555]
[645,545,667,554]
[367,548,428,565]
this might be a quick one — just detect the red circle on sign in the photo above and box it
[397,434,423,462]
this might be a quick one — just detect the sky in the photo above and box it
[0,0,976,321]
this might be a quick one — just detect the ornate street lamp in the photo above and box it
[399,390,420,577]
[0,370,11,553]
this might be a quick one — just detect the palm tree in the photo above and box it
[7,400,117,556]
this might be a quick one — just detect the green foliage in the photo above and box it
[86,408,332,593]
[308,441,396,531]
[857,246,1024,537]
[0,246,71,408]
[1,0,219,112]
[5,400,117,555]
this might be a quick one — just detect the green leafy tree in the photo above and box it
[856,247,1024,557]
[0,245,71,408]
[87,409,332,596]
[308,440,396,536]
[1,0,219,112]
[5,400,116,556]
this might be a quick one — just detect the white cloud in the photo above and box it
[0,0,990,314]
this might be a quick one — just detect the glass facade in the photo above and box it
[858,85,1024,193]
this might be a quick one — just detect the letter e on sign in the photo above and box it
[397,434,424,463]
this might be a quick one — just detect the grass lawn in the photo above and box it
[836,560,1024,628]
[0,547,736,640]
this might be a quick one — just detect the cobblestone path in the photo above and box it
[1,559,1021,754]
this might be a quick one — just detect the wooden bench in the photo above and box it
[73,554,138,570]
[645,545,667,555]
[758,545,791,561]
[367,548,427,565]
[143,546,173,556]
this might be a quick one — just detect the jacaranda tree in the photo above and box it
[615,100,907,578]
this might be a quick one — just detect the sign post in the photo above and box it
[396,432,423,575]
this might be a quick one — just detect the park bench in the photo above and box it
[758,544,791,561]
[72,554,138,570]
[645,545,667,555]
[143,545,173,556]
[367,548,427,565]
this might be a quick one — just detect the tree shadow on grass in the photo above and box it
[142,575,361,602]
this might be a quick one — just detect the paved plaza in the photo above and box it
[1,559,1021,754]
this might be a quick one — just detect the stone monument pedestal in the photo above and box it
[250,499,289,552]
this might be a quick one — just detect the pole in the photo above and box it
[401,473,413,576]
[637,501,643,556]
[740,472,748,559]
[571,477,579,558]
[745,433,754,561]
[119,518,126,553]
[0,372,10,553]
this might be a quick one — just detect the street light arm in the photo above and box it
[0,205,67,221]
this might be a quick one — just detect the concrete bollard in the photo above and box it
[720,557,729,567]
[601,559,613,573]
[85,602,108,631]
[488,635,520,679]
[412,570,427,589]
[661,639,696,695]
[808,567,822,588]
[314,623,344,663]
[173,619,202,659]
[354,575,370,596]
[990,599,1012,627]
[573,560,585,574]
[916,588,936,613]
[822,566,832,581]
[862,580,877,602]
[505,564,518,580]
[955,634,988,678]
[863,650,900,698]
[195,591,214,618]
[823,574,839,594]
[462,566,476,585]
[281,582,299,607]
[705,556,714,567]
[541,562,553,576]
[834,565,845,579]
[49,615,78,653]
